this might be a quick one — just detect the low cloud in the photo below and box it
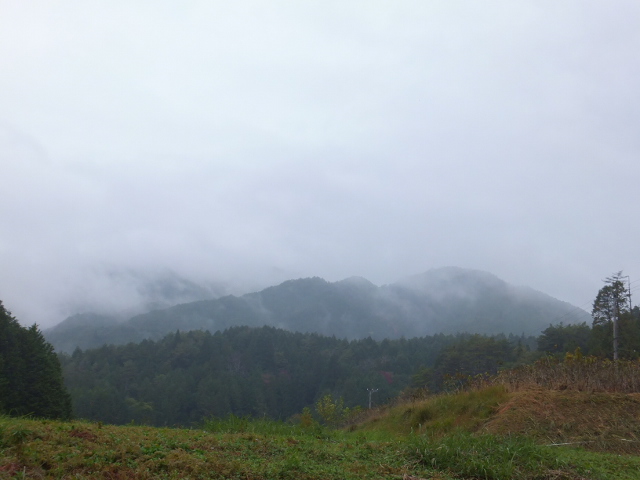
[1,2,639,326]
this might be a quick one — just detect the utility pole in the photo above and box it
[613,296,620,361]
[603,272,626,361]
[625,276,633,310]
[367,388,378,409]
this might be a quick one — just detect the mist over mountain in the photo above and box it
[45,267,590,353]
[55,269,229,323]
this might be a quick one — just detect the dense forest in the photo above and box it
[0,301,71,419]
[60,327,535,426]
[59,278,639,427]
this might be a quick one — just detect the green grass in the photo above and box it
[410,431,561,479]
[2,414,640,479]
[354,384,510,437]
[203,413,323,436]
[0,415,450,479]
[3,384,640,479]
[410,430,640,480]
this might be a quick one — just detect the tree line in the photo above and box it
[539,273,640,359]
[60,326,535,426]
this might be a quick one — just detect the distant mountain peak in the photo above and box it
[394,267,506,293]
[44,268,591,353]
[337,276,377,289]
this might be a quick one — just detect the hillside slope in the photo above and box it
[355,385,640,455]
[483,389,640,453]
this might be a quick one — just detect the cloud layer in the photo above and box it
[2,1,640,326]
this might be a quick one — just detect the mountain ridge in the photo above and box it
[45,267,591,353]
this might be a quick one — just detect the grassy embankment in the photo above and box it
[3,356,640,479]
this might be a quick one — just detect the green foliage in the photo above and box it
[536,272,640,360]
[60,327,468,425]
[537,314,640,361]
[576,272,640,360]
[433,335,518,391]
[410,431,572,480]
[590,307,640,359]
[314,394,361,426]
[409,365,434,389]
[537,322,591,354]
[202,414,328,439]
[355,385,509,438]
[414,385,507,434]
[592,272,630,327]
[60,325,538,426]
[298,407,314,428]
[589,272,639,360]
[0,300,72,419]
[0,414,434,479]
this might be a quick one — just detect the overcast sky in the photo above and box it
[2,1,640,328]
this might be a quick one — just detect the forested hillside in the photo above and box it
[46,267,589,352]
[60,326,535,426]
[54,273,640,428]
[0,301,72,419]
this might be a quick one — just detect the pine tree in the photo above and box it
[0,300,72,419]
[591,272,630,360]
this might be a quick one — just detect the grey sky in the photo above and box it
[2,1,640,327]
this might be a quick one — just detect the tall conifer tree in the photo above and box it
[0,300,72,419]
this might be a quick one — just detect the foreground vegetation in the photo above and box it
[3,383,640,479]
[0,414,438,479]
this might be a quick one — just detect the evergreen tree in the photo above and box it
[0,300,72,419]
[591,272,630,360]
[537,323,591,355]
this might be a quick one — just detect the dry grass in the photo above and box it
[463,354,640,453]
[482,388,640,453]
[352,384,640,478]
[491,354,640,393]
[354,356,640,455]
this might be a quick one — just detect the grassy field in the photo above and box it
[2,416,435,479]
[2,386,640,479]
